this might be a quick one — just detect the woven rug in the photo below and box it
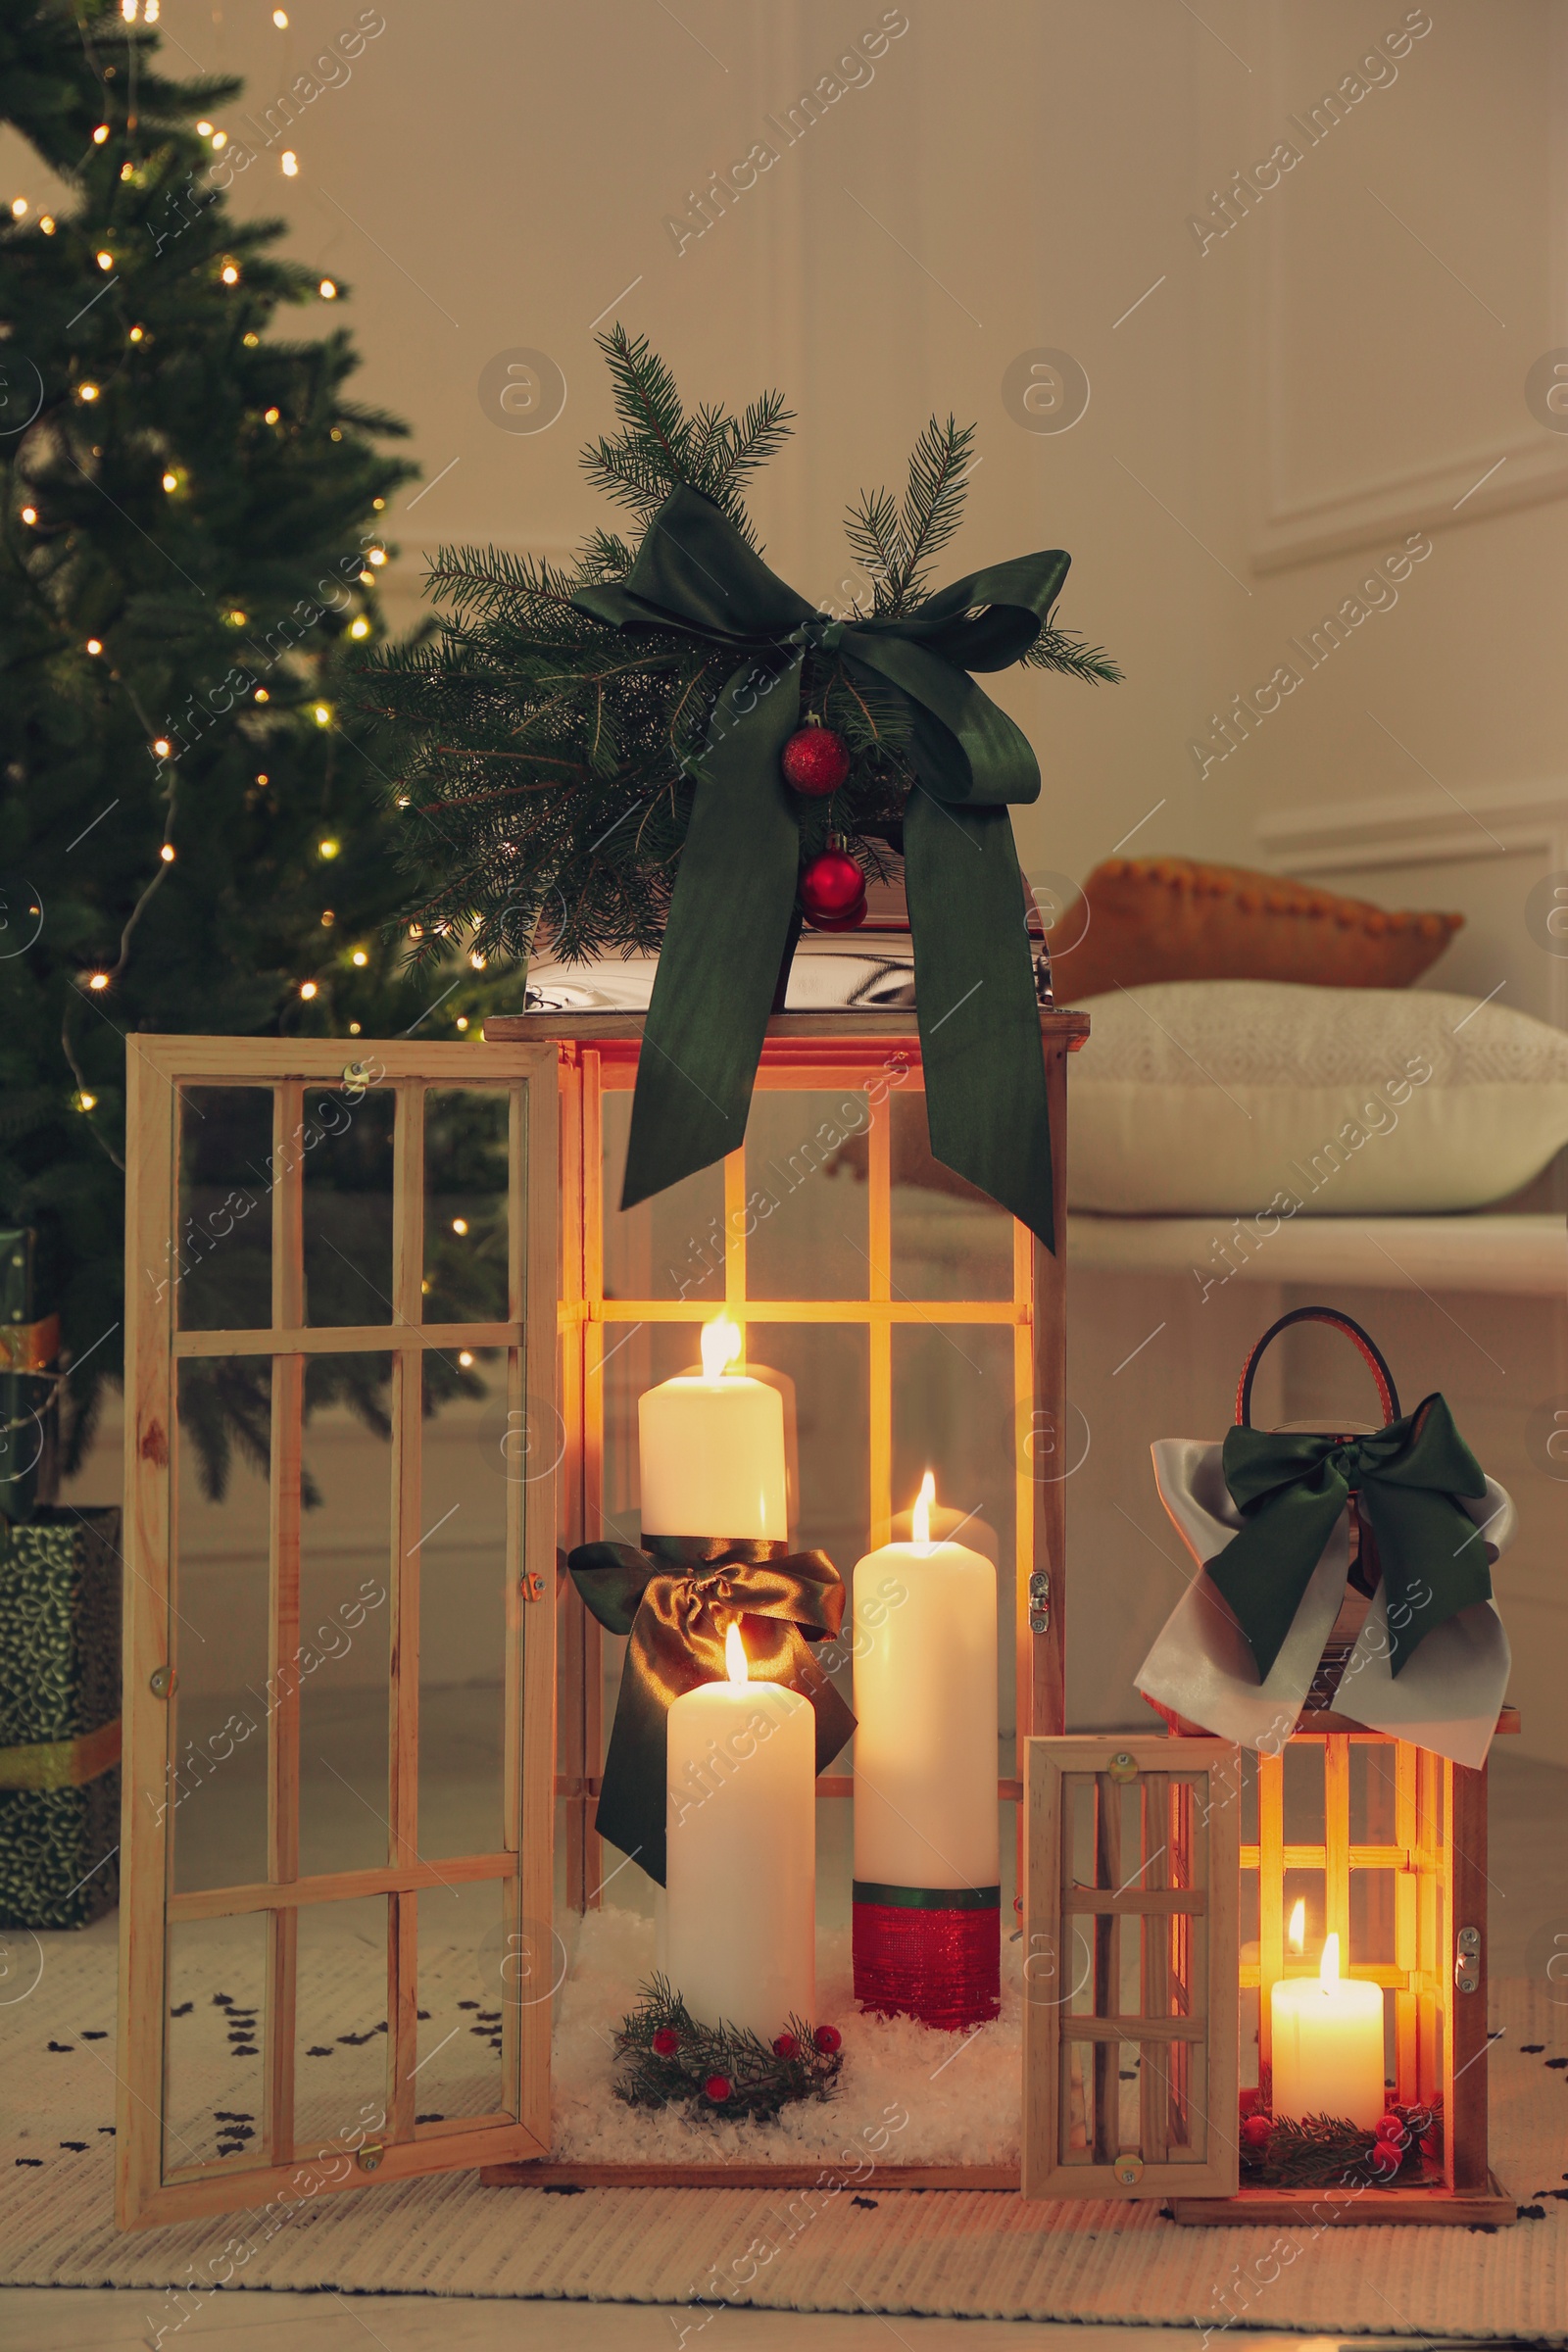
[3,1932,1566,2335]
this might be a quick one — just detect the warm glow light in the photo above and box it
[701,1315,743,1382]
[78,382,99,402]
[458,1349,474,1367]
[313,703,331,726]
[1288,1898,1305,1955]
[152,738,171,757]
[318,278,337,299]
[318,838,339,858]
[725,1621,748,1687]
[273,7,289,23]
[129,325,143,341]
[299,980,318,1000]
[452,1217,468,1235]
[39,216,54,233]
[455,1015,468,1031]
[368,547,386,564]
[11,198,26,220]
[280,151,299,176]
[211,131,227,150]
[264,405,280,423]
[196,121,213,136]
[351,948,368,966]
[92,124,110,145]
[85,638,102,655]
[162,471,177,491]
[76,1092,97,1111]
[20,507,36,524]
[372,497,385,510]
[1319,1932,1342,1988]
[910,1469,936,1547]
[159,843,175,862]
[96,249,113,270]
[87,972,110,991]
[220,262,239,284]
[254,687,269,703]
[349,615,369,638]
[467,950,486,970]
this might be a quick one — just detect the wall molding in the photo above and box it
[1247,0,1568,574]
[1255,775,1568,874]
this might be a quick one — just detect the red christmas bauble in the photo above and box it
[651,2027,680,2057]
[703,2074,732,2102]
[799,849,865,922]
[1240,2112,1273,2152]
[812,2024,842,2055]
[781,724,851,798]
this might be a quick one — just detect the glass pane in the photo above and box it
[415,1878,514,2123]
[1282,1740,1325,1845]
[890,1089,1012,1301]
[892,1322,1014,1765]
[1349,1739,1398,1845]
[176,1087,273,1331]
[424,1088,512,1324]
[601,1321,700,1548]
[602,1088,724,1303]
[745,1090,869,1300]
[165,1914,269,2177]
[172,1357,271,1895]
[1351,1868,1396,1967]
[748,1322,867,1569]
[297,1356,394,1880]
[419,1352,509,1860]
[294,1895,387,2158]
[303,1087,396,1326]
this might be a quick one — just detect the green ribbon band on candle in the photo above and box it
[571,482,1069,1249]
[1214,1392,1492,1684]
[568,1533,857,1889]
[852,1882,1002,1912]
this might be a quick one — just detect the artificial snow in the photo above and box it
[549,1903,1022,2166]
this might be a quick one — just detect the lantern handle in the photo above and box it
[1234,1305,1400,1430]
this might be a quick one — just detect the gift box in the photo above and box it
[0,1505,122,1929]
[0,1226,61,1525]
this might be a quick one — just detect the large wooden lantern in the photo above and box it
[118,949,1088,2218]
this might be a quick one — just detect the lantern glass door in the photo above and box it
[120,1040,557,2229]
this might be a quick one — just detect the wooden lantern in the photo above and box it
[118,992,1087,2219]
[1169,1703,1516,2227]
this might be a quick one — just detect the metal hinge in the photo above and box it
[1027,1569,1051,1636]
[1455,1924,1481,1992]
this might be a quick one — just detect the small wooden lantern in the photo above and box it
[1170,1705,1516,2227]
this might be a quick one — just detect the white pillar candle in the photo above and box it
[1271,1934,1385,2127]
[853,1475,999,1890]
[638,1316,788,1540]
[664,1623,815,2035]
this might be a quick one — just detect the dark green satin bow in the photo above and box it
[571,485,1072,1248]
[1210,1395,1493,1684]
[568,1534,857,1886]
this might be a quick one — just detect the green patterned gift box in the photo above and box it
[0,1506,122,1930]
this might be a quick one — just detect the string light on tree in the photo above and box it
[318,278,337,299]
[280,151,299,176]
[299,980,318,1000]
[95,249,114,270]
[87,973,110,992]
[11,197,27,220]
[318,838,340,859]
[92,123,109,144]
[85,638,102,656]
[159,845,175,863]
[78,382,99,402]
[351,948,368,966]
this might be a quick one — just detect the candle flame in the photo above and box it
[910,1469,936,1547]
[724,1620,748,1687]
[701,1315,742,1382]
[1319,1931,1342,1988]
[1288,1898,1305,1955]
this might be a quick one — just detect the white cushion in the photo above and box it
[1068,979,1568,1214]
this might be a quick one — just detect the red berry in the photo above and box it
[704,2074,732,2102]
[781,725,851,798]
[1366,2137,1402,2180]
[651,2027,679,2057]
[772,2034,800,2059]
[799,849,865,922]
[812,2025,842,2054]
[1241,2113,1273,2152]
[1374,2113,1405,2143]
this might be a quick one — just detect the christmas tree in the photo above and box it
[0,0,483,1487]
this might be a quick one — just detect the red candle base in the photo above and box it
[852,1891,1001,2031]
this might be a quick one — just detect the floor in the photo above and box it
[0,2306,1397,2352]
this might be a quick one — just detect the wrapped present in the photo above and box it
[1136,1305,1512,1768]
[0,1505,122,1928]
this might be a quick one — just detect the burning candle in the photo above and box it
[850,1472,1000,2026]
[1271,1931,1385,2128]
[638,1315,788,1540]
[664,1622,815,2035]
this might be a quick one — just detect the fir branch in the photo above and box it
[612,1975,843,2123]
[1020,623,1124,686]
[846,416,975,615]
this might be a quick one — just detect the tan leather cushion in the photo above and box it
[1043,857,1462,1001]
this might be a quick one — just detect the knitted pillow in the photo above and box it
[1042,858,1462,1002]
